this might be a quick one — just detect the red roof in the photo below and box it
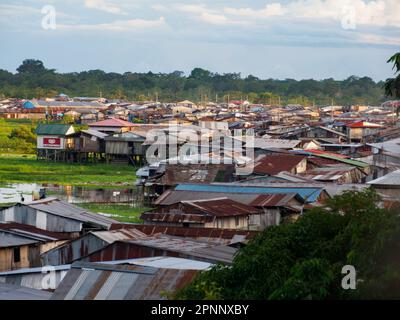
[347,121,382,128]
[88,118,135,127]
[254,154,306,175]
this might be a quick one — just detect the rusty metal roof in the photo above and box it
[153,189,261,206]
[254,154,307,175]
[109,224,258,242]
[0,222,71,240]
[140,212,213,224]
[156,164,235,186]
[248,193,298,207]
[91,228,147,243]
[51,261,198,300]
[181,198,261,216]
[301,166,362,181]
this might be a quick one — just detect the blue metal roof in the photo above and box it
[23,101,35,109]
[175,184,323,203]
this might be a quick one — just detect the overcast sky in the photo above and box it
[0,0,399,81]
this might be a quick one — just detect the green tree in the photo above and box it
[17,59,47,74]
[176,189,400,300]
[8,125,36,144]
[384,53,400,112]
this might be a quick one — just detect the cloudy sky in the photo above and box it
[0,0,399,80]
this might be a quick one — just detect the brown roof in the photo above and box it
[140,212,213,224]
[0,222,72,240]
[181,198,260,217]
[254,154,306,175]
[109,224,259,241]
[248,193,297,207]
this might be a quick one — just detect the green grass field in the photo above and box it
[78,203,150,223]
[0,119,34,136]
[0,154,137,187]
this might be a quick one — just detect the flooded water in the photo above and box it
[0,183,142,205]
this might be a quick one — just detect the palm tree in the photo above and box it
[384,53,400,98]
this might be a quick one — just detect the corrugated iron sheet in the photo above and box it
[52,262,198,300]
[182,198,260,216]
[141,212,213,224]
[25,197,117,229]
[254,154,306,175]
[249,193,297,207]
[109,224,258,242]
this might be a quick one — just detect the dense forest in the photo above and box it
[0,59,388,106]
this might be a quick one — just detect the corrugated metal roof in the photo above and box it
[253,154,306,175]
[175,184,323,203]
[102,257,213,270]
[0,265,70,276]
[246,138,301,149]
[367,169,400,186]
[154,189,261,206]
[302,166,362,181]
[295,150,369,168]
[182,198,261,216]
[0,231,39,247]
[157,164,235,186]
[0,283,51,300]
[24,197,118,229]
[141,212,213,224]
[88,118,135,127]
[35,124,74,136]
[249,193,297,207]
[51,261,198,300]
[91,228,147,243]
[110,224,258,242]
[0,223,71,240]
[81,129,108,139]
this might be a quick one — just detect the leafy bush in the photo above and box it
[176,189,400,300]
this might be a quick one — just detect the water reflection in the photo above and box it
[0,183,141,205]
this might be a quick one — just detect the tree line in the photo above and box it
[0,59,389,106]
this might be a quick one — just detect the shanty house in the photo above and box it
[141,198,261,230]
[0,223,69,272]
[0,198,117,234]
[42,228,147,265]
[346,121,384,143]
[36,124,75,161]
[105,131,147,165]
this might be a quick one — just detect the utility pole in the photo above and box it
[331,98,334,122]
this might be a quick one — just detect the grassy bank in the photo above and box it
[78,203,150,223]
[0,154,136,187]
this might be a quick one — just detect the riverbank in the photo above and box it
[0,154,137,187]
